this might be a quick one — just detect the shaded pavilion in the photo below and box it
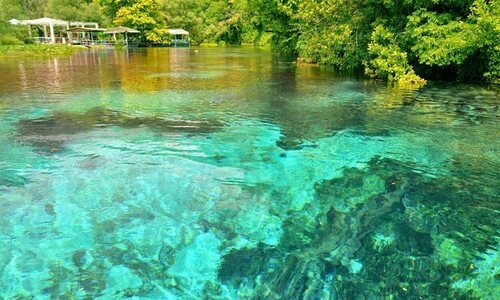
[9,17,98,44]
[104,26,141,47]
[168,29,190,47]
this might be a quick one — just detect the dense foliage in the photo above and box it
[0,0,498,83]
[254,0,499,83]
[255,0,499,83]
[110,0,169,43]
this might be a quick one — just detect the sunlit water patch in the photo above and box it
[0,47,498,299]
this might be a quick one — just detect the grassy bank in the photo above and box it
[0,44,86,57]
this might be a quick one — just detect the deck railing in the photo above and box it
[171,39,190,47]
[77,40,115,46]
[30,37,140,47]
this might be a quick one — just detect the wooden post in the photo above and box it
[28,25,32,38]
[125,32,128,46]
[43,25,48,40]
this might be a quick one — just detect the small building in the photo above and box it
[104,26,141,47]
[9,17,98,44]
[66,26,140,47]
[168,29,190,47]
[8,18,140,48]
[66,27,106,46]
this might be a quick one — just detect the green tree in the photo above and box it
[471,0,500,81]
[160,0,208,45]
[246,0,298,55]
[113,0,169,43]
[203,0,246,45]
[20,0,49,18]
[96,0,135,21]
[0,0,43,44]
[250,0,499,83]
[46,0,107,24]
[161,0,251,46]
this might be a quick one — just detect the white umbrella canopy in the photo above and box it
[17,17,69,26]
[8,18,21,25]
[8,17,72,43]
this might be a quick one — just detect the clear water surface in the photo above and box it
[0,48,498,299]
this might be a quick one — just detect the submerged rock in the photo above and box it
[16,106,225,150]
[347,259,363,274]
[218,246,270,284]
[315,169,386,213]
[452,242,500,299]
[158,242,176,269]
[105,265,143,293]
[76,155,105,170]
[72,250,87,268]
[168,232,221,292]
[44,203,56,216]
[0,172,28,187]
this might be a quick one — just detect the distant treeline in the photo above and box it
[1,0,498,83]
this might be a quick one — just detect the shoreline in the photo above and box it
[0,44,87,57]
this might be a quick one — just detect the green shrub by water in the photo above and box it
[0,44,86,57]
[114,38,126,50]
[0,35,23,45]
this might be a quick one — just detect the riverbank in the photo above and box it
[0,44,87,57]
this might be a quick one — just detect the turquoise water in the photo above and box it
[0,48,498,299]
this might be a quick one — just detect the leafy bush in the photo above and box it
[398,71,427,88]
[114,39,126,50]
[112,34,125,49]
[364,25,426,87]
[484,45,500,83]
[0,35,23,45]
